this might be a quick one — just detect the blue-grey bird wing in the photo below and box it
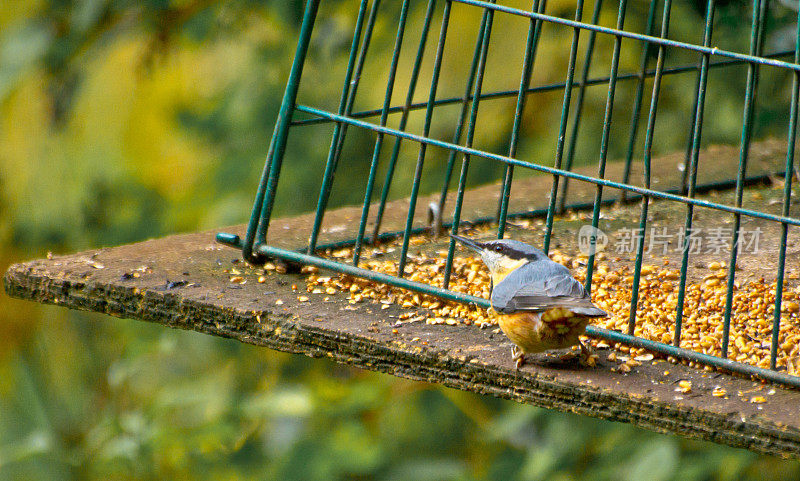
[491,260,606,316]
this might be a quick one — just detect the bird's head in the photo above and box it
[450,235,547,284]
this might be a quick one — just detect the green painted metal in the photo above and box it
[496,0,547,239]
[543,0,585,255]
[399,0,479,280]
[293,105,800,226]
[628,0,671,336]
[290,49,795,128]
[673,0,715,348]
[231,168,780,260]
[584,0,627,294]
[721,0,767,359]
[441,1,496,289]
[353,0,439,267]
[432,5,494,236]
[771,7,800,370]
[555,0,603,216]
[307,0,381,255]
[619,0,658,205]
[217,0,800,388]
[239,0,322,264]
[366,0,438,247]
[450,0,800,71]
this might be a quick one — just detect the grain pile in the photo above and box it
[302,243,800,375]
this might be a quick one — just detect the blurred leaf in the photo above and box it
[0,22,51,101]
[385,458,469,481]
[2,1,800,480]
[622,438,679,481]
[242,386,313,418]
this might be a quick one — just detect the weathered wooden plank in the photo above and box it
[4,141,800,457]
[5,221,800,458]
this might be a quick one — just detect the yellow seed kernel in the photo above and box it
[640,265,656,276]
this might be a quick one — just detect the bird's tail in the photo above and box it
[570,306,607,317]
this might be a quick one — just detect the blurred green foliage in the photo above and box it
[2,0,800,479]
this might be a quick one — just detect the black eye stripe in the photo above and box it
[486,242,534,260]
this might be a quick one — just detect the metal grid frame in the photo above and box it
[217,0,800,387]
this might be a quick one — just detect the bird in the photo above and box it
[451,234,607,368]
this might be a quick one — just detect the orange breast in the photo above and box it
[493,308,590,354]
[494,311,543,354]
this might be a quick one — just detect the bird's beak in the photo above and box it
[450,234,484,253]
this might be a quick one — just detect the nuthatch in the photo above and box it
[451,234,607,368]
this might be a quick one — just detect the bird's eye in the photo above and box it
[493,244,503,252]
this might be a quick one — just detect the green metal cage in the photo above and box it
[217,0,800,387]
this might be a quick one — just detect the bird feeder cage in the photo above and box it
[217,0,800,387]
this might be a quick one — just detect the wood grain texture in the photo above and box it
[5,225,800,458]
[5,139,799,457]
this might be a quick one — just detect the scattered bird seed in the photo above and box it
[295,237,799,376]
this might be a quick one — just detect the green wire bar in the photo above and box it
[619,0,658,205]
[628,0,671,336]
[432,4,493,238]
[440,0,495,288]
[290,50,795,128]
[771,6,800,370]
[352,0,438,267]
[673,0,715,349]
[366,0,438,248]
[543,0,585,254]
[219,0,800,388]
[307,0,385,255]
[496,0,547,238]
[721,0,768,358]
[583,0,626,294]
[402,0,492,281]
[554,0,603,216]
[292,105,800,226]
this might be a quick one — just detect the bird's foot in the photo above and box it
[578,340,597,367]
[559,350,578,362]
[511,346,526,369]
